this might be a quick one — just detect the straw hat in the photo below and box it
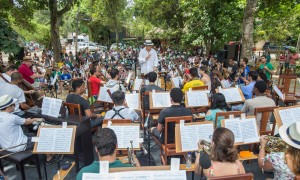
[279,122,300,149]
[0,95,17,110]
[23,56,33,62]
[144,40,154,46]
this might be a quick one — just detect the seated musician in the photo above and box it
[151,88,193,143]
[0,65,18,83]
[182,67,204,92]
[206,93,229,127]
[0,95,38,152]
[104,90,139,121]
[238,57,250,85]
[106,69,126,92]
[222,58,238,82]
[59,68,72,94]
[18,56,44,85]
[241,80,275,128]
[140,71,163,110]
[241,71,258,99]
[66,79,103,127]
[76,128,140,180]
[0,72,32,115]
[88,67,106,99]
[199,66,211,91]
[195,127,245,177]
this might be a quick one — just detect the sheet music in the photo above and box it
[41,97,62,118]
[273,85,284,100]
[133,79,143,91]
[125,93,140,110]
[152,92,171,108]
[224,118,243,143]
[180,125,198,152]
[172,77,181,88]
[180,123,214,152]
[196,123,214,142]
[37,128,73,152]
[108,126,140,148]
[187,91,209,107]
[126,72,133,84]
[240,118,259,143]
[278,107,300,126]
[98,86,113,103]
[219,88,242,103]
[83,171,186,180]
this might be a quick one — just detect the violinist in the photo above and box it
[238,57,250,85]
[18,56,44,85]
[222,58,238,82]
[181,67,204,92]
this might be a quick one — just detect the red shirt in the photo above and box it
[18,63,34,84]
[89,75,102,96]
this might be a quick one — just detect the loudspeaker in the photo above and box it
[224,44,239,62]
[217,50,228,63]
[15,47,25,60]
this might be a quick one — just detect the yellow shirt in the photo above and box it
[57,62,64,68]
[182,79,205,92]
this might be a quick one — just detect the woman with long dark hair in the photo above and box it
[195,127,245,177]
[205,93,229,127]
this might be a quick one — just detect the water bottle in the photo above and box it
[186,152,192,168]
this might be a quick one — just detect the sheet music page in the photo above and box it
[290,107,300,124]
[187,91,209,107]
[52,128,73,152]
[41,97,62,118]
[37,128,73,152]
[273,85,284,100]
[126,72,133,84]
[196,123,214,142]
[172,77,180,88]
[133,79,143,91]
[180,125,198,152]
[152,92,171,108]
[220,88,242,103]
[97,86,113,103]
[278,108,300,125]
[108,126,139,148]
[125,93,140,110]
[83,173,117,180]
[83,171,186,180]
[240,118,259,143]
[224,118,243,143]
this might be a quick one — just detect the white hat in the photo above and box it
[279,122,300,149]
[0,95,17,110]
[144,40,154,46]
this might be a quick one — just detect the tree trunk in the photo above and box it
[297,34,300,53]
[49,0,62,62]
[241,0,258,63]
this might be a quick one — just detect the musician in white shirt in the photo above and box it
[138,40,158,75]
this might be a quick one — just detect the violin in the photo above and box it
[17,79,41,107]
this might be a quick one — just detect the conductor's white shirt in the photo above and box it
[138,48,158,74]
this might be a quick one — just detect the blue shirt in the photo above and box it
[241,81,256,99]
[238,66,250,84]
[60,73,71,81]
[205,109,226,128]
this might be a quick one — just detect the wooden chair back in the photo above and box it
[254,106,277,136]
[278,75,297,94]
[86,80,93,98]
[192,85,209,91]
[160,116,193,164]
[141,91,162,125]
[209,173,254,180]
[63,102,82,117]
[215,111,242,128]
[103,119,132,124]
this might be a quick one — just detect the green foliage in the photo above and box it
[0,18,21,54]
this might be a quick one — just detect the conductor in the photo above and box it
[138,40,158,75]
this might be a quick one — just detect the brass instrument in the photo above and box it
[265,136,288,153]
[127,140,135,165]
[200,140,213,158]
